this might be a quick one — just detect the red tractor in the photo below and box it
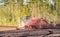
[24,18,55,29]
[16,18,55,30]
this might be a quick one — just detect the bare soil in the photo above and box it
[0,26,17,31]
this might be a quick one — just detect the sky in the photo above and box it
[49,0,54,5]
[23,0,28,5]
[0,0,54,5]
[0,0,4,5]
[23,0,54,5]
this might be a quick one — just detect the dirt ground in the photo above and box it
[0,26,17,31]
[0,27,60,37]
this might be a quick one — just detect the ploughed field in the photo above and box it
[0,27,60,37]
[0,23,60,37]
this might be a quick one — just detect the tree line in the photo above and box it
[0,0,60,26]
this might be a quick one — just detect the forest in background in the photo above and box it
[0,0,60,26]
